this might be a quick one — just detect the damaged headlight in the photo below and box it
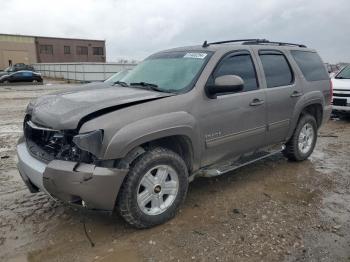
[72,129,103,157]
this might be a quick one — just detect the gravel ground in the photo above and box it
[0,83,349,262]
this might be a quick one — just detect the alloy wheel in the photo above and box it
[137,165,179,216]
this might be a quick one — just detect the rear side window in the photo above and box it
[259,51,293,88]
[213,52,258,92]
[290,51,329,81]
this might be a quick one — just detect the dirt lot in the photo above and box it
[0,83,349,262]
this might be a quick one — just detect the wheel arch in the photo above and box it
[287,99,323,140]
[142,135,194,172]
[104,112,201,171]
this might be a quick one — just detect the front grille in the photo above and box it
[332,98,348,107]
[334,89,350,92]
[333,93,350,98]
[24,116,94,163]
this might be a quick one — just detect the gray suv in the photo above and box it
[17,39,332,228]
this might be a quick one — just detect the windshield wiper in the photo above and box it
[130,82,168,92]
[113,81,129,87]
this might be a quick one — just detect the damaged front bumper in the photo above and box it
[17,141,128,211]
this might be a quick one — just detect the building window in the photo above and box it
[64,46,71,54]
[93,47,104,56]
[76,46,88,55]
[39,45,53,55]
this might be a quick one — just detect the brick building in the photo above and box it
[0,34,106,69]
[0,34,37,69]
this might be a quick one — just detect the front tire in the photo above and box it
[117,147,189,228]
[283,114,317,161]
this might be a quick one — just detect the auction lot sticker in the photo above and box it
[184,53,207,59]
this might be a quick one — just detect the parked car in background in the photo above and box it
[325,63,340,74]
[332,65,350,113]
[0,64,35,77]
[0,71,42,84]
[13,63,35,71]
[0,67,15,77]
[104,69,131,85]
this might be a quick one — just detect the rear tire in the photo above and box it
[117,147,189,228]
[283,114,317,161]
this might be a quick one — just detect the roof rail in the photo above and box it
[202,39,306,48]
[242,39,307,48]
[202,39,267,47]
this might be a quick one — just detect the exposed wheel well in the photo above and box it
[301,104,323,128]
[141,135,194,173]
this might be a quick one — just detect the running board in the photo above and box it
[198,145,285,178]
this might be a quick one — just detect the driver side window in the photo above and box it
[211,52,259,92]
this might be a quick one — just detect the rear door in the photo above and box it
[253,48,301,145]
[22,71,33,82]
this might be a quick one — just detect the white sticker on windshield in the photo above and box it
[184,53,207,59]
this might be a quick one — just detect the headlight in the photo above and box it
[72,129,103,156]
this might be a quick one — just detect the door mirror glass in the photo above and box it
[206,75,244,98]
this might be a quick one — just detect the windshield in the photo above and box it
[104,70,130,84]
[335,65,350,79]
[120,51,211,93]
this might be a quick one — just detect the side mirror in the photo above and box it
[206,75,244,98]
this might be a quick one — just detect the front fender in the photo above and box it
[103,111,200,163]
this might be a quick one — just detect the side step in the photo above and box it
[199,145,285,178]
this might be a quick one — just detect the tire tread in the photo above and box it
[283,113,317,161]
[117,147,188,228]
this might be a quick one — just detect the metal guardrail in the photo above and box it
[33,62,137,82]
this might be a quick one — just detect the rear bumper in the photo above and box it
[17,141,128,211]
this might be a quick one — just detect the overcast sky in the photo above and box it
[1,0,349,63]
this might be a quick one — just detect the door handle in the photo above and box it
[291,91,303,97]
[250,98,265,106]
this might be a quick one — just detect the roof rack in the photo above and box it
[243,39,307,48]
[202,39,307,48]
[202,39,266,47]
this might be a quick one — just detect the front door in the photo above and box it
[199,50,267,167]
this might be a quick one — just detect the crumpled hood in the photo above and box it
[28,83,173,130]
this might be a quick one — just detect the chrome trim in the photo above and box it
[332,105,350,111]
[268,119,290,131]
[205,126,266,148]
